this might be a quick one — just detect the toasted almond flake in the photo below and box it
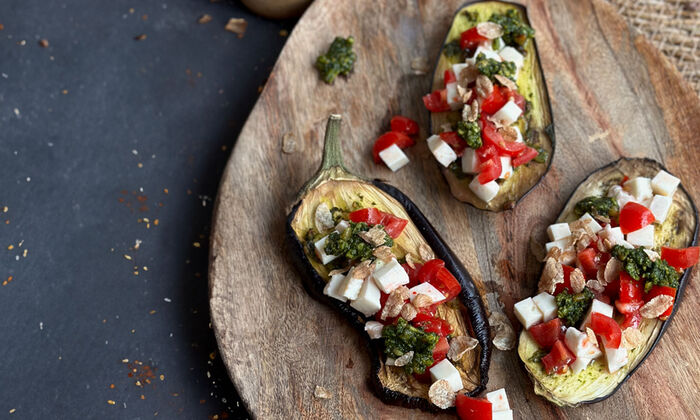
[428,379,456,409]
[476,22,503,39]
[586,279,605,293]
[410,56,430,75]
[405,253,418,269]
[393,351,414,367]
[570,268,586,293]
[586,327,597,344]
[328,266,350,277]
[621,327,644,349]
[198,14,212,24]
[494,74,517,91]
[400,303,418,321]
[498,126,518,143]
[489,312,516,350]
[418,244,434,261]
[458,65,479,88]
[364,321,384,339]
[604,257,622,285]
[134,34,147,41]
[359,226,387,247]
[475,75,493,98]
[349,260,373,281]
[313,385,332,399]
[314,203,335,233]
[124,254,132,260]
[538,257,564,294]
[542,245,561,262]
[380,286,409,320]
[412,293,433,309]
[225,18,247,38]
[107,400,116,405]
[640,295,674,318]
[372,245,394,263]
[282,132,296,154]
[456,85,472,105]
[463,100,479,122]
[447,335,478,361]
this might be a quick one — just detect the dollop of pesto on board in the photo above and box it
[315,36,357,84]
[611,245,680,292]
[382,318,439,374]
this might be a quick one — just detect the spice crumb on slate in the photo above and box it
[61,89,68,95]
[279,29,288,37]
[0,24,4,31]
[225,18,247,38]
[198,14,213,24]
[38,39,49,48]
[107,400,116,405]
[134,34,147,41]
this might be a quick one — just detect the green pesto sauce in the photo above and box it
[555,288,594,327]
[611,245,680,292]
[315,36,357,84]
[574,196,619,218]
[382,318,439,375]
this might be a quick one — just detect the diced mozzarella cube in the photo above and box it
[649,194,672,223]
[532,292,557,322]
[427,135,458,168]
[335,220,349,233]
[466,46,502,65]
[364,321,384,339]
[651,170,680,197]
[429,359,463,392]
[462,148,480,174]
[514,297,543,329]
[608,185,638,210]
[624,177,653,202]
[408,282,446,304]
[547,223,572,241]
[492,410,514,420]
[604,345,628,373]
[338,275,364,301]
[350,277,382,317]
[371,258,409,294]
[378,144,410,172]
[578,213,603,234]
[580,299,614,329]
[446,82,463,110]
[499,46,524,69]
[491,100,522,126]
[626,224,655,248]
[570,356,592,374]
[486,388,510,412]
[499,156,513,179]
[599,225,623,245]
[545,236,572,252]
[565,327,602,359]
[513,126,524,143]
[323,273,348,302]
[469,177,500,203]
[314,235,338,265]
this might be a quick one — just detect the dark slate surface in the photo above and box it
[0,1,294,418]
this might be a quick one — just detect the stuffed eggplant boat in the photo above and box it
[423,1,554,211]
[514,158,698,406]
[286,115,491,411]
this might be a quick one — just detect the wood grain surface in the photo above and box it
[209,0,700,418]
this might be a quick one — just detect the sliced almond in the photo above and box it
[314,385,332,399]
[494,74,517,91]
[586,279,605,293]
[405,253,418,269]
[393,351,414,367]
[476,22,503,39]
[498,126,518,143]
[538,257,564,294]
[428,379,456,409]
[412,293,433,309]
[640,295,674,319]
[380,286,409,320]
[447,335,478,361]
[489,312,516,351]
[400,303,418,321]
[621,327,644,349]
[603,257,622,285]
[418,244,435,261]
[458,65,479,87]
[225,18,247,38]
[570,268,586,294]
[372,245,394,263]
[475,75,493,98]
[359,226,387,247]
[314,202,335,233]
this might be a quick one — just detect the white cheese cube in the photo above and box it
[314,236,338,265]
[338,275,364,301]
[378,144,410,172]
[492,410,514,420]
[445,82,463,111]
[486,388,510,412]
[649,194,672,223]
[599,225,624,245]
[371,258,409,294]
[408,282,446,304]
[514,297,543,329]
[350,278,382,317]
[547,223,572,241]
[513,126,524,143]
[578,213,603,234]
[532,292,557,322]
[604,345,628,373]
[499,46,525,69]
[499,156,513,179]
[466,45,502,65]
[608,185,638,210]
[651,170,680,197]
[462,148,480,174]
[570,356,592,374]
[545,236,572,253]
[429,359,463,392]
[626,224,655,248]
[580,299,614,329]
[335,220,349,233]
[468,177,500,203]
[323,273,348,302]
[624,177,653,202]
[565,327,602,359]
[364,321,384,339]
[491,100,522,126]
[427,135,458,168]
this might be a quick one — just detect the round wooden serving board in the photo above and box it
[209,0,700,418]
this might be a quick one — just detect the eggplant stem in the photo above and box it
[321,114,345,171]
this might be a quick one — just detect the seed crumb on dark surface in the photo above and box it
[38,39,49,48]
[134,34,147,41]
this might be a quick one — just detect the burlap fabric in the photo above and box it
[607,0,699,94]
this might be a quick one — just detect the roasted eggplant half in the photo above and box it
[286,115,491,411]
[427,1,554,211]
[517,158,698,406]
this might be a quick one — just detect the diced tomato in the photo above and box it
[528,318,565,350]
[433,336,449,362]
[593,292,611,305]
[480,121,527,157]
[444,69,457,86]
[349,208,383,225]
[389,115,419,136]
[460,27,488,50]
[476,143,498,163]
[413,315,452,337]
[590,313,621,348]
[430,267,462,301]
[620,175,629,185]
[661,246,700,270]
[380,212,408,239]
[645,285,677,318]
[541,340,575,375]
[440,131,467,157]
[505,88,526,110]
[618,272,643,303]
[621,311,642,329]
[481,85,508,115]
[477,157,502,185]
[619,202,655,234]
[372,131,414,163]
[416,259,445,284]
[604,275,621,300]
[554,265,575,294]
[456,394,492,420]
[511,146,539,167]
[423,89,450,112]
[577,248,599,276]
[402,263,423,288]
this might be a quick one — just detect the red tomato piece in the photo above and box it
[439,131,467,157]
[379,212,408,239]
[621,311,642,329]
[459,27,488,50]
[528,318,565,350]
[430,267,462,301]
[456,394,492,420]
[511,146,539,167]
[618,272,643,303]
[433,336,449,362]
[481,85,508,115]
[389,115,419,136]
[372,131,414,163]
[444,69,457,86]
[619,202,655,234]
[416,259,446,285]
[645,285,677,318]
[505,88,526,110]
[349,208,382,225]
[541,340,576,375]
[577,248,599,276]
[480,121,526,157]
[402,263,423,288]
[553,265,575,294]
[590,313,622,348]
[413,315,452,337]
[476,143,498,163]
[423,89,450,112]
[661,246,700,269]
[477,157,502,185]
